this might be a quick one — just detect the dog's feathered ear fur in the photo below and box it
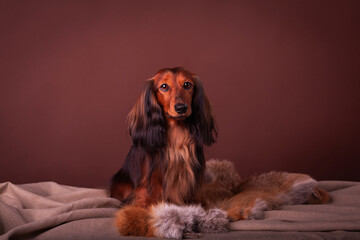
[127,80,166,151]
[186,77,217,146]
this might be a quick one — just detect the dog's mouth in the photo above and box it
[166,113,188,120]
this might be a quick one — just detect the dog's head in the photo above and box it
[153,67,194,120]
[127,67,216,151]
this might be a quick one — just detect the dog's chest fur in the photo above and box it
[163,124,199,204]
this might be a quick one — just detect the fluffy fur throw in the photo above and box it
[116,203,228,239]
[115,160,329,238]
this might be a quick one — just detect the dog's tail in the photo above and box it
[115,203,229,239]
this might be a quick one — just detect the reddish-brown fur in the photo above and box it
[115,205,155,237]
[155,70,194,120]
[111,67,215,208]
[139,69,199,206]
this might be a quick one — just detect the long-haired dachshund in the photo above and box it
[110,67,216,207]
[110,67,330,238]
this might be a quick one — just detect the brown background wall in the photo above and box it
[1,0,359,187]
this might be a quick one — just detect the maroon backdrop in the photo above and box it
[1,1,359,187]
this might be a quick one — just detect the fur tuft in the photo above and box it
[248,198,267,220]
[115,205,153,237]
[206,159,242,190]
[201,159,242,208]
[150,203,185,239]
[198,208,229,233]
[284,179,317,205]
[308,187,331,204]
[148,203,228,238]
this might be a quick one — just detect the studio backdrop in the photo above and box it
[0,0,359,187]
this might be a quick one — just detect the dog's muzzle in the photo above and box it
[174,103,188,114]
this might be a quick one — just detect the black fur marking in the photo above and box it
[130,80,167,152]
[186,79,217,146]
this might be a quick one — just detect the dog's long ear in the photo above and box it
[187,77,217,146]
[127,80,166,151]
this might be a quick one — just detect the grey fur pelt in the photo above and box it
[150,203,229,239]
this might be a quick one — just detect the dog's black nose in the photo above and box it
[174,103,188,114]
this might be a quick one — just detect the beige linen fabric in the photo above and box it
[1,180,360,240]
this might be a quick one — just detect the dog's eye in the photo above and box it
[160,84,169,92]
[183,82,192,90]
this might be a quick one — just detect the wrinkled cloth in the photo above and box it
[1,181,360,240]
[0,181,120,240]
